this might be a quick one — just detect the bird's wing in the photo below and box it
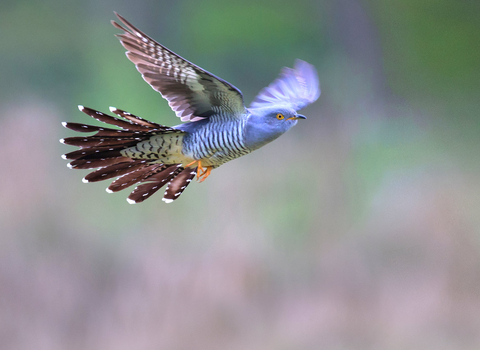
[112,13,247,122]
[249,60,320,111]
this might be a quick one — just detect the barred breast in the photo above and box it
[181,115,251,168]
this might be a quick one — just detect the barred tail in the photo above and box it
[61,106,195,203]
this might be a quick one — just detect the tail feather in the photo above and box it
[69,157,131,169]
[62,122,108,133]
[63,121,141,137]
[62,106,195,203]
[78,105,152,131]
[127,165,183,203]
[107,164,168,193]
[83,161,146,183]
[109,107,166,129]
[162,167,197,203]
[61,136,142,148]
[63,146,126,161]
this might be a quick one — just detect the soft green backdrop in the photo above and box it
[1,0,479,349]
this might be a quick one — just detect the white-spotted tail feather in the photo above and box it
[61,106,193,203]
[162,167,197,203]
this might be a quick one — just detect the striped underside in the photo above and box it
[182,115,251,168]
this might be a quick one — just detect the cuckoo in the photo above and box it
[61,13,320,203]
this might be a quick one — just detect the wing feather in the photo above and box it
[250,59,320,111]
[112,13,246,122]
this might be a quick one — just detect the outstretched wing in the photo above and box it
[249,59,320,111]
[112,13,246,122]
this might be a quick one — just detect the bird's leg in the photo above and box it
[185,160,212,182]
[197,166,212,183]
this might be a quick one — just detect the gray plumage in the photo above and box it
[61,13,320,204]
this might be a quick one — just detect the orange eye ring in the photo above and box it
[276,113,285,120]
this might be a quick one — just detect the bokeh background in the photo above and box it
[1,0,480,349]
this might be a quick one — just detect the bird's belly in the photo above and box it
[181,119,251,168]
[121,133,195,165]
[197,147,251,168]
[181,141,250,168]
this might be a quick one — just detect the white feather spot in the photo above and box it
[109,106,116,113]
[162,198,173,203]
[106,188,113,193]
[61,122,68,128]
[67,163,73,169]
[61,154,67,160]
[78,105,84,111]
[126,198,136,204]
[59,139,65,144]
[82,178,89,183]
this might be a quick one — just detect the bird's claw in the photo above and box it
[186,160,212,182]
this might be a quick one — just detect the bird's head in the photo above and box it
[244,107,306,150]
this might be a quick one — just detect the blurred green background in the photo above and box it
[1,0,480,349]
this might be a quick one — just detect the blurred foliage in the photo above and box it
[369,0,480,99]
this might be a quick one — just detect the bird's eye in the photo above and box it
[276,113,285,120]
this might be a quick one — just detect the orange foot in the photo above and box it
[186,160,213,183]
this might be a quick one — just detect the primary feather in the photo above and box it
[112,13,246,121]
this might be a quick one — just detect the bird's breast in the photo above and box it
[182,118,250,168]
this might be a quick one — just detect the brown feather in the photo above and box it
[127,165,182,203]
[109,107,166,129]
[61,136,141,148]
[162,167,197,202]
[62,105,193,203]
[62,123,138,137]
[63,145,132,160]
[62,122,106,133]
[79,106,149,131]
[84,161,146,182]
[107,164,167,192]
[68,157,131,169]
[112,12,246,122]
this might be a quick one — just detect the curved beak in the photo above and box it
[287,114,307,121]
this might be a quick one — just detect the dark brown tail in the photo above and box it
[61,106,195,204]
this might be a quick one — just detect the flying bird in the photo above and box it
[61,13,320,204]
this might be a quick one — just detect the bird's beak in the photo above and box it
[287,114,307,120]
